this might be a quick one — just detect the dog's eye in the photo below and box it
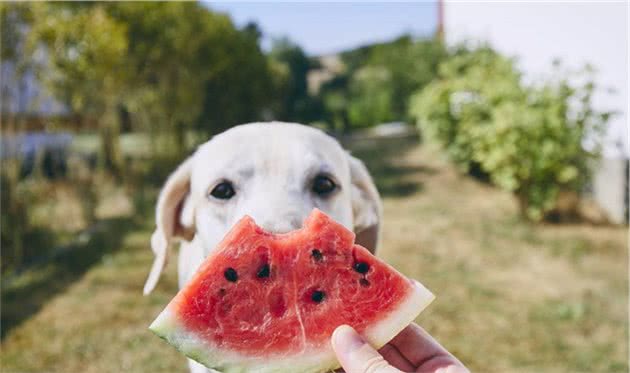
[209,181,235,200]
[312,174,337,196]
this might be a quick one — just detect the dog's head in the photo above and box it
[143,122,381,294]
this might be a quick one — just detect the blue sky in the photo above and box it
[207,2,438,56]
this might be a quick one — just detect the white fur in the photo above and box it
[144,122,381,373]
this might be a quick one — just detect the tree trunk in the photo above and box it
[99,103,124,179]
[516,193,530,220]
[174,120,187,158]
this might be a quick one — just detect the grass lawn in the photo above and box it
[2,137,627,373]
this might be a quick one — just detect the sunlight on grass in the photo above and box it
[1,138,627,373]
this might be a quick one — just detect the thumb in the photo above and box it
[331,325,402,373]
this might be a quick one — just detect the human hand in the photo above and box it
[331,324,469,373]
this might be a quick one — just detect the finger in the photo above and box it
[389,323,468,373]
[332,325,402,373]
[334,342,414,372]
[378,343,415,371]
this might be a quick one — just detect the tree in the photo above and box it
[197,21,274,133]
[312,73,345,133]
[1,3,35,133]
[269,37,315,122]
[364,36,447,121]
[109,3,226,155]
[29,3,128,175]
[318,35,447,130]
[19,2,276,167]
[110,3,274,151]
[347,66,394,127]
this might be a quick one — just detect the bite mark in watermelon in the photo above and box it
[150,209,434,373]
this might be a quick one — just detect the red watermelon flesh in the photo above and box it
[150,209,434,373]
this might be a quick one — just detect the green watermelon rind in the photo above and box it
[149,280,434,373]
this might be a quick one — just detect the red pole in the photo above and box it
[437,0,444,41]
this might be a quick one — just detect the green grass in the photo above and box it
[2,137,628,372]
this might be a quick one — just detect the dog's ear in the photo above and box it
[348,154,382,254]
[143,156,196,295]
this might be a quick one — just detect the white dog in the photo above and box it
[143,122,381,373]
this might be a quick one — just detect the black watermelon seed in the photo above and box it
[359,278,370,287]
[224,267,238,282]
[311,290,325,303]
[257,263,270,278]
[353,262,370,274]
[311,249,323,261]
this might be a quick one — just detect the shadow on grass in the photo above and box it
[1,216,141,340]
[0,137,430,338]
[1,227,61,274]
[346,136,435,198]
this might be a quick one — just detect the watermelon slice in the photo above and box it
[149,209,434,373]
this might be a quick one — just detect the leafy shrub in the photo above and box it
[409,47,609,221]
[348,66,395,127]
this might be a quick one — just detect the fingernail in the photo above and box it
[332,325,365,355]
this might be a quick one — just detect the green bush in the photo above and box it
[409,47,609,221]
[348,66,395,127]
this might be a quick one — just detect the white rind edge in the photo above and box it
[363,280,435,348]
[149,280,435,373]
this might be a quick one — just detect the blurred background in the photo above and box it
[1,2,628,372]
